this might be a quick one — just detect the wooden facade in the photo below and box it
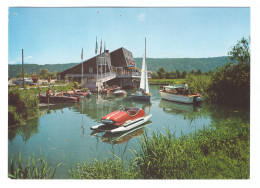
[58,47,140,90]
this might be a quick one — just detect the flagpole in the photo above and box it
[81,48,84,87]
[22,49,24,88]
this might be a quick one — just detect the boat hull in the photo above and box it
[114,90,126,96]
[132,94,151,101]
[90,114,152,133]
[39,96,79,103]
[159,90,202,104]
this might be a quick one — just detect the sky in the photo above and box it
[8,7,250,65]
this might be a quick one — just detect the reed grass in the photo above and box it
[69,158,139,179]
[9,153,62,179]
[69,118,249,179]
[135,118,249,179]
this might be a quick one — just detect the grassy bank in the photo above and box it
[8,82,80,128]
[69,118,249,179]
[149,78,186,85]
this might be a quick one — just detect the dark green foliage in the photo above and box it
[157,67,166,79]
[8,105,21,127]
[207,37,250,107]
[8,88,39,127]
[185,74,212,102]
[39,68,50,79]
[9,153,62,179]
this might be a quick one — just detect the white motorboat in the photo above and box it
[159,84,203,104]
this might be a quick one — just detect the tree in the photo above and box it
[16,70,28,78]
[49,72,57,79]
[64,75,68,82]
[181,71,187,78]
[39,68,50,79]
[175,70,181,78]
[228,37,250,65]
[157,67,166,79]
[208,37,250,107]
[196,69,202,75]
[151,72,159,79]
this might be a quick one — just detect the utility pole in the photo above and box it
[22,49,24,88]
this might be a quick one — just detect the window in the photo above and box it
[89,67,93,73]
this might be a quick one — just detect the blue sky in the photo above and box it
[8,7,250,65]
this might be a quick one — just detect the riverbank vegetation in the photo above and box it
[8,82,82,128]
[9,117,249,179]
[68,117,249,179]
[9,153,61,179]
[151,37,250,107]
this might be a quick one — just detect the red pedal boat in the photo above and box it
[90,106,152,133]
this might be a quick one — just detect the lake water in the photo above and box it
[8,85,249,178]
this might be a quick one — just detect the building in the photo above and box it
[58,47,141,91]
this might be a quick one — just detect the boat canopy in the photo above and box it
[162,84,185,89]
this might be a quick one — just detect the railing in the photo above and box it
[66,72,148,82]
[97,72,116,82]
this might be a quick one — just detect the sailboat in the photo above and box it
[132,38,151,101]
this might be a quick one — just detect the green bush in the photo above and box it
[8,105,21,127]
[185,74,212,102]
[8,89,39,127]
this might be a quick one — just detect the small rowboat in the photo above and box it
[114,89,127,96]
[90,106,152,133]
[39,95,79,103]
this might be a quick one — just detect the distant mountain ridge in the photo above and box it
[135,56,229,73]
[8,56,229,78]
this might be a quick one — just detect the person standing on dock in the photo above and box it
[53,88,57,96]
[39,89,43,96]
[46,88,51,97]
[60,90,64,96]
[184,83,188,95]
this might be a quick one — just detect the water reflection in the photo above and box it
[158,99,203,120]
[8,85,250,179]
[72,93,152,122]
[8,118,39,142]
[91,123,151,145]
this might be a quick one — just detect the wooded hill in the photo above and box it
[8,56,228,78]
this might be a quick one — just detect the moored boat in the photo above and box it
[114,89,127,96]
[103,85,121,94]
[132,38,151,101]
[39,95,79,103]
[159,84,203,104]
[90,106,152,133]
[63,90,91,98]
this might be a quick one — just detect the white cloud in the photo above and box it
[9,56,33,64]
[138,13,146,22]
